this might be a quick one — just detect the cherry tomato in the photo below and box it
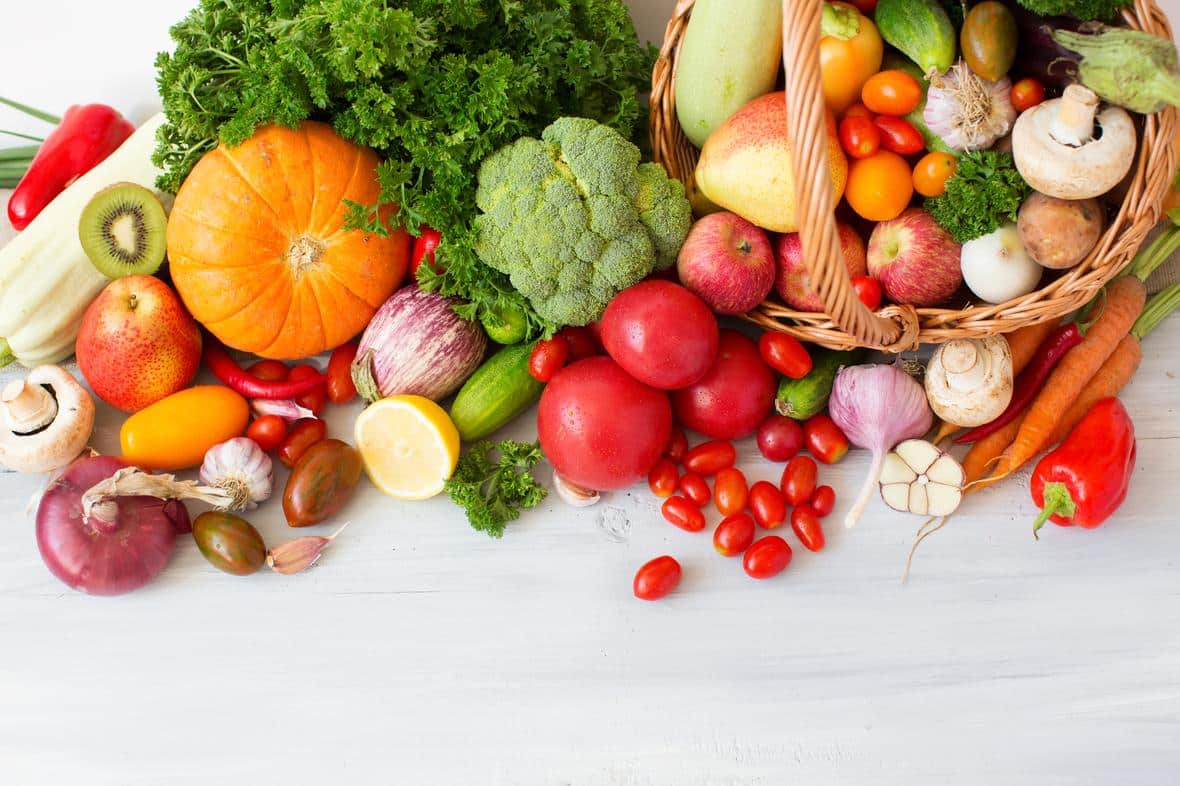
[671,330,776,440]
[810,485,836,518]
[633,555,681,601]
[912,151,958,198]
[873,116,924,155]
[247,359,289,382]
[599,280,720,390]
[326,341,359,404]
[277,417,328,468]
[861,70,922,116]
[538,357,672,491]
[665,427,689,464]
[845,150,914,222]
[529,336,570,382]
[678,473,711,508]
[748,481,787,529]
[557,325,600,360]
[714,513,756,557]
[683,440,736,476]
[713,467,749,517]
[246,414,287,453]
[1011,77,1046,113]
[781,455,818,506]
[803,414,850,464]
[791,505,826,552]
[838,115,881,160]
[850,275,883,311]
[662,496,706,532]
[288,364,327,415]
[647,458,679,499]
[756,415,804,462]
[410,227,442,277]
[758,332,813,379]
[842,102,875,121]
[743,536,793,579]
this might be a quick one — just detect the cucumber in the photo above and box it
[775,348,865,420]
[450,342,543,442]
[875,0,956,76]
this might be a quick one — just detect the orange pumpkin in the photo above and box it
[167,121,410,359]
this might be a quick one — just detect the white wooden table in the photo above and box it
[2,2,1179,783]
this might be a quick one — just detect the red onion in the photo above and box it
[36,456,187,596]
[352,287,488,403]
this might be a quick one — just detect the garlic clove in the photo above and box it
[927,454,967,487]
[894,439,941,475]
[881,483,912,513]
[553,471,600,507]
[880,451,918,485]
[879,439,965,518]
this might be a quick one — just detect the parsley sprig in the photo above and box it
[444,440,547,538]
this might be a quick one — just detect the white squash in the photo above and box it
[0,114,167,367]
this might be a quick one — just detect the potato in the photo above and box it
[1017,192,1104,270]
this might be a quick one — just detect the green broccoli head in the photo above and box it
[474,117,691,327]
[1015,0,1129,21]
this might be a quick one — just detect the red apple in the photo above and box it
[867,208,962,306]
[676,212,775,314]
[76,275,202,412]
[774,222,867,311]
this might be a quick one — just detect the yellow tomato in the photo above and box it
[845,150,914,222]
[121,385,249,470]
[820,3,884,115]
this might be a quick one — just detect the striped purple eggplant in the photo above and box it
[351,287,488,403]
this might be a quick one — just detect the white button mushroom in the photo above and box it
[0,365,96,473]
[1011,84,1136,200]
[924,336,1014,428]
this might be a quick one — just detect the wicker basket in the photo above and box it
[651,0,1179,351]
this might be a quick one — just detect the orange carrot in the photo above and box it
[962,417,1022,494]
[1005,318,1060,377]
[1044,334,1142,448]
[993,275,1147,478]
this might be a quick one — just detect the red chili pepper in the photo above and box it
[410,227,443,278]
[203,340,328,400]
[1030,398,1136,539]
[956,324,1084,444]
[6,103,134,230]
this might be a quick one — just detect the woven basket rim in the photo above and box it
[650,0,1179,350]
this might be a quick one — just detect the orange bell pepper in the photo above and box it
[819,2,884,115]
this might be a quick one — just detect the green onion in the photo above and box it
[0,96,60,125]
[0,128,43,143]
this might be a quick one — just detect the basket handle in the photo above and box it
[780,0,904,349]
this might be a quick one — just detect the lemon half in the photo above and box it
[354,395,461,500]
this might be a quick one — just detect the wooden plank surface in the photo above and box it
[2,1,1179,783]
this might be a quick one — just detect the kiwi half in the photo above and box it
[79,182,167,278]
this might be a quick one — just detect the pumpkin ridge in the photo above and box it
[259,281,322,358]
[168,209,285,264]
[317,252,389,308]
[204,265,293,347]
[275,126,315,231]
[314,144,366,237]
[218,143,294,235]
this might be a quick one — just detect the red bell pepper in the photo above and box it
[410,226,442,278]
[1030,397,1136,539]
[6,103,134,230]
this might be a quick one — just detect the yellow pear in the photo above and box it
[694,92,847,233]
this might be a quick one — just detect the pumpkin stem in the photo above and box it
[287,236,325,276]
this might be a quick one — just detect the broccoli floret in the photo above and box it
[473,117,692,327]
[1015,0,1129,21]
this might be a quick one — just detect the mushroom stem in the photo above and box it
[1,378,58,433]
[1051,85,1099,147]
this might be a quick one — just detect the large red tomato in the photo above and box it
[538,357,673,490]
[671,329,776,440]
[599,280,719,390]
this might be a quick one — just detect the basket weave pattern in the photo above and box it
[650,0,1179,351]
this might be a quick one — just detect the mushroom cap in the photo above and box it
[1012,88,1136,201]
[0,365,95,474]
[924,336,1013,428]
